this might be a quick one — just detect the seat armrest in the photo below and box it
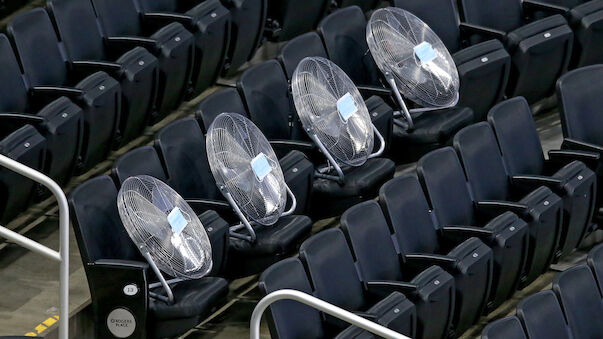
[143,12,195,29]
[270,139,316,153]
[510,174,564,192]
[105,36,158,52]
[404,253,457,271]
[523,0,569,16]
[30,86,83,102]
[357,85,394,98]
[475,200,529,219]
[366,280,418,296]
[0,112,45,125]
[352,312,378,321]
[72,60,122,75]
[186,199,231,213]
[459,22,506,41]
[439,226,494,243]
[93,259,149,270]
[562,138,603,154]
[549,149,601,171]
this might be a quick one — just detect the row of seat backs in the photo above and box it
[483,243,603,339]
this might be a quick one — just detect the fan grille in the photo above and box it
[117,175,212,280]
[367,7,459,108]
[292,57,374,167]
[206,113,287,226]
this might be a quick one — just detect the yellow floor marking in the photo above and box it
[25,315,60,336]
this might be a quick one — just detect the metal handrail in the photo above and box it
[0,154,69,339]
[250,289,410,339]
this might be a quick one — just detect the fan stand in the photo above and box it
[311,124,385,184]
[140,248,175,305]
[222,184,298,243]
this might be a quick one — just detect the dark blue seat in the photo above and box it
[516,290,572,339]
[481,316,527,339]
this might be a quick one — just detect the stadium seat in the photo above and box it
[379,174,493,335]
[135,0,231,95]
[552,264,603,338]
[0,125,46,224]
[557,65,603,220]
[318,6,474,162]
[533,0,603,67]
[459,0,574,103]
[333,0,380,12]
[221,0,266,76]
[454,123,589,270]
[0,34,83,186]
[237,60,395,219]
[91,0,195,121]
[392,0,511,120]
[195,88,249,133]
[68,175,229,339]
[265,0,329,42]
[417,147,531,306]
[489,97,598,252]
[481,316,527,339]
[47,0,159,146]
[516,290,572,339]
[7,9,121,173]
[341,201,455,339]
[299,228,417,337]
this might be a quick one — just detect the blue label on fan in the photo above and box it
[414,41,437,63]
[251,153,272,181]
[167,207,188,234]
[337,92,357,122]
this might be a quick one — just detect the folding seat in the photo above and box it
[91,0,195,120]
[454,123,589,265]
[7,9,121,173]
[516,290,572,339]
[237,60,395,218]
[418,147,555,289]
[299,228,417,337]
[46,0,159,146]
[220,0,266,76]
[134,0,231,95]
[552,264,603,338]
[277,32,393,152]
[557,65,603,220]
[531,0,603,68]
[458,0,574,104]
[392,0,511,120]
[379,175,494,334]
[341,201,456,339]
[0,125,46,224]
[0,34,83,185]
[111,146,229,275]
[488,97,599,249]
[265,0,329,42]
[318,6,474,162]
[481,317,527,339]
[68,175,229,338]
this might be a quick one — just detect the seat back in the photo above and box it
[47,0,106,61]
[7,9,69,87]
[393,0,461,53]
[487,97,546,176]
[318,6,381,86]
[553,265,603,338]
[112,146,168,186]
[155,118,221,200]
[337,0,380,12]
[222,0,266,75]
[557,65,603,146]
[91,0,142,36]
[481,316,527,339]
[0,34,29,112]
[196,88,249,133]
[299,228,367,313]
[0,125,46,224]
[517,290,572,339]
[588,244,603,295]
[417,147,476,226]
[68,175,141,264]
[459,0,523,32]
[259,258,325,339]
[278,32,328,79]
[379,175,440,255]
[453,122,510,201]
[136,0,179,12]
[268,0,329,42]
[340,200,403,282]
[237,60,304,140]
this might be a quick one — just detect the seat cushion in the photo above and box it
[447,237,487,259]
[552,159,587,182]
[313,158,395,198]
[394,106,474,144]
[518,186,556,209]
[149,277,228,321]
[230,215,313,255]
[507,14,568,49]
[453,39,505,65]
